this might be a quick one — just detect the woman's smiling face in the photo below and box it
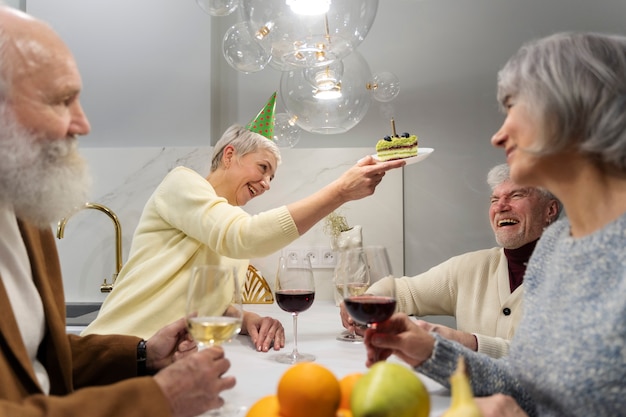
[491,95,551,188]
[228,148,277,206]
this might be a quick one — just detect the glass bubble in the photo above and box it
[241,0,378,69]
[368,71,400,102]
[280,51,372,134]
[223,22,270,74]
[273,113,301,147]
[196,0,238,16]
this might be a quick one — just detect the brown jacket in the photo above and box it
[0,219,171,417]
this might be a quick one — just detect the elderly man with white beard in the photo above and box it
[0,5,237,417]
[340,163,561,358]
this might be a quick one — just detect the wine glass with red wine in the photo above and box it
[272,255,316,364]
[343,275,396,330]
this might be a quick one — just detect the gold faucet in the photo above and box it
[57,202,123,293]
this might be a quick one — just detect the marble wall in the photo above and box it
[56,147,403,304]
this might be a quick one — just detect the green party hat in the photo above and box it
[245,92,276,140]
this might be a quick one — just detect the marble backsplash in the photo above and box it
[56,147,404,304]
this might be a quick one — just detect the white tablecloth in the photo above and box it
[224,301,451,416]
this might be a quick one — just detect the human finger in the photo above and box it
[339,302,352,329]
[363,327,387,362]
[271,323,285,350]
[341,307,365,336]
[255,318,285,352]
[474,394,529,417]
[414,319,435,332]
[201,346,226,361]
[369,158,406,172]
[356,154,377,165]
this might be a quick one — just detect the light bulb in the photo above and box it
[314,85,342,100]
[240,0,379,69]
[311,66,343,100]
[286,0,330,15]
[280,51,372,134]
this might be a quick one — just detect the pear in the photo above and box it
[441,356,483,417]
[351,361,430,417]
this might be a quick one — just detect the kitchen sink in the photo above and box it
[66,303,101,317]
[65,302,102,326]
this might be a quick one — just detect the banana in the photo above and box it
[440,356,483,417]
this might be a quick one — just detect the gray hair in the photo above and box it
[496,32,626,173]
[487,163,562,218]
[487,163,513,191]
[210,124,281,172]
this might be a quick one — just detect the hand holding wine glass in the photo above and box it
[343,272,396,330]
[335,248,370,342]
[344,275,396,363]
[272,255,316,364]
[186,265,244,416]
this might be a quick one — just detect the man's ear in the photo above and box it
[547,199,560,224]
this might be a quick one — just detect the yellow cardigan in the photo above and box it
[84,166,299,339]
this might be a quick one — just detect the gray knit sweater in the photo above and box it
[418,213,626,417]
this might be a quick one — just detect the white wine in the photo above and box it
[187,316,242,346]
[336,283,369,298]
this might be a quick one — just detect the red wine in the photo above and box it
[344,295,396,325]
[276,289,315,313]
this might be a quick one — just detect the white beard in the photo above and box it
[0,105,92,228]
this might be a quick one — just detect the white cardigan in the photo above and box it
[368,247,522,358]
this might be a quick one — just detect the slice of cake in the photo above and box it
[376,132,418,161]
[375,118,418,161]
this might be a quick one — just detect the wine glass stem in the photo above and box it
[291,312,299,358]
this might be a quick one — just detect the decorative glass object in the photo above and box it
[222,21,270,74]
[240,0,379,71]
[368,71,401,102]
[280,51,372,134]
[196,0,238,16]
[331,225,363,306]
[273,112,302,148]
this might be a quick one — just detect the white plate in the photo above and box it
[371,147,434,165]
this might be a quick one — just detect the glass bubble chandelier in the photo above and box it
[195,0,400,142]
[280,51,372,135]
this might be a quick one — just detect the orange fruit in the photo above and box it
[246,395,280,417]
[277,362,341,417]
[338,372,364,410]
[336,409,353,417]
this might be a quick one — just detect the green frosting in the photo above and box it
[375,135,417,151]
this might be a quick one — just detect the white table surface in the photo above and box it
[223,300,451,416]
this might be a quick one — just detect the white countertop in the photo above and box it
[221,301,451,416]
[66,301,451,415]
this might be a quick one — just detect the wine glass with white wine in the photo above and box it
[186,265,244,416]
[335,248,371,342]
